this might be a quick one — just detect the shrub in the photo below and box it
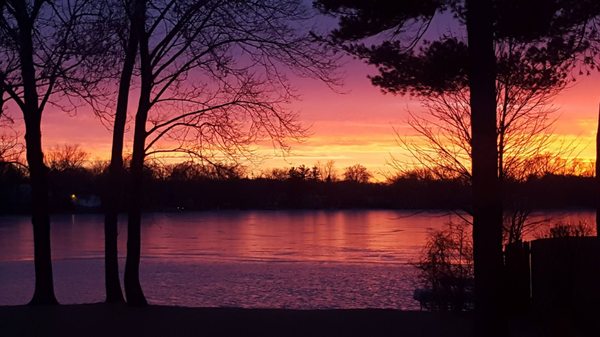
[536,220,594,239]
[414,221,474,311]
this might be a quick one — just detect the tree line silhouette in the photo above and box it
[1,154,596,213]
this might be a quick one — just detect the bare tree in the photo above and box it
[315,1,600,334]
[0,103,26,182]
[46,144,88,172]
[167,161,244,181]
[316,160,337,182]
[122,0,337,305]
[0,120,24,166]
[0,92,22,162]
[98,0,144,304]
[396,38,574,183]
[415,221,474,312]
[262,167,289,180]
[517,152,593,178]
[0,0,107,304]
[343,164,371,183]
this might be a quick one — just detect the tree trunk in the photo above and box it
[123,107,149,305]
[104,207,123,303]
[596,104,600,236]
[103,0,142,304]
[466,0,505,335]
[25,117,57,305]
[104,160,125,303]
[123,104,150,306]
[13,4,58,305]
[123,136,147,306]
[124,0,149,306]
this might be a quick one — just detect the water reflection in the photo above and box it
[0,210,595,307]
[0,210,595,264]
[138,210,452,264]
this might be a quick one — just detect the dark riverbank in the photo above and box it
[0,304,473,337]
[3,304,599,337]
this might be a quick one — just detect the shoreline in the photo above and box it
[0,304,473,337]
[3,303,600,337]
[2,303,597,336]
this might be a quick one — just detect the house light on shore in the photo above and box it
[70,194,77,201]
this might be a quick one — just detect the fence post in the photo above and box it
[504,241,531,313]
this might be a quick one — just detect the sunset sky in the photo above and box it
[34,54,599,181]
[6,7,595,181]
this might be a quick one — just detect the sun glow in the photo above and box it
[12,59,595,181]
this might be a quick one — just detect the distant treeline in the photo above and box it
[0,157,595,213]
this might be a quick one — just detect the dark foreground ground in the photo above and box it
[0,304,597,337]
[2,304,471,337]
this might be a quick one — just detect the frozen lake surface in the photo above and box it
[0,210,593,309]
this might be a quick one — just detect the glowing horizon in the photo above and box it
[6,57,599,181]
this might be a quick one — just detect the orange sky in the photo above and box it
[31,56,600,181]
[3,6,599,182]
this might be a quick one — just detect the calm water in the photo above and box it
[0,210,594,309]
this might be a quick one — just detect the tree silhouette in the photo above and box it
[0,0,109,305]
[121,0,338,305]
[394,37,577,182]
[315,0,600,334]
[343,164,372,183]
[597,106,600,236]
[168,161,244,182]
[100,0,145,304]
[313,2,499,328]
[319,160,338,182]
[0,119,23,168]
[46,145,88,172]
[0,114,26,212]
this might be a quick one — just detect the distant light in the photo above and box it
[70,194,77,201]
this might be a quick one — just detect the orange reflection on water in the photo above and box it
[1,210,595,264]
[138,210,454,264]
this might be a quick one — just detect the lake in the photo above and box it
[0,210,594,309]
